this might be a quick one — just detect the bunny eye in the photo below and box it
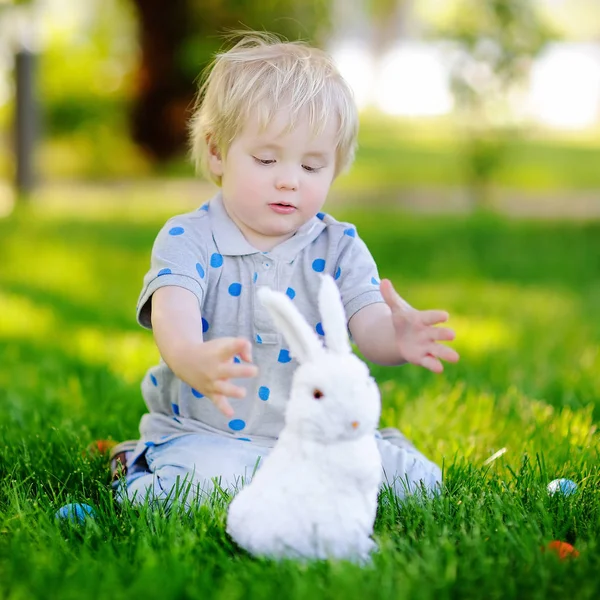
[313,388,324,400]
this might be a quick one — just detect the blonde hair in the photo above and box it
[189,32,358,185]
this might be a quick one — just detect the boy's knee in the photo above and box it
[378,439,442,499]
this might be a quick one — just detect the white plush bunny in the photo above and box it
[226,274,382,562]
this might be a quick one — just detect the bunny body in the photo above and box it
[227,427,380,560]
[227,275,382,562]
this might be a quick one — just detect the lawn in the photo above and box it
[1,193,599,599]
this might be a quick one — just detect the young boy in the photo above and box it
[114,32,459,505]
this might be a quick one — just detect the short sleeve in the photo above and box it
[136,218,209,329]
[333,231,384,323]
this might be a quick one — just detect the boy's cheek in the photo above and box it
[228,170,267,200]
[240,170,266,193]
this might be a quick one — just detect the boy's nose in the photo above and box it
[275,171,298,191]
[275,179,298,191]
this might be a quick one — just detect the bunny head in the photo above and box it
[258,275,381,443]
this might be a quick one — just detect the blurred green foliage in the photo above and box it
[1,0,600,194]
[33,113,600,191]
[438,0,556,206]
[181,0,331,78]
[39,0,137,137]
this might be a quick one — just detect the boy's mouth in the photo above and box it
[269,203,296,214]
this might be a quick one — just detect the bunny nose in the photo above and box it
[351,421,360,430]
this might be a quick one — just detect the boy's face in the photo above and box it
[208,109,338,251]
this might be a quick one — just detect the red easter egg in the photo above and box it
[545,540,580,560]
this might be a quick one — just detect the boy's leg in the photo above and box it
[117,434,271,507]
[378,427,417,452]
[375,428,441,498]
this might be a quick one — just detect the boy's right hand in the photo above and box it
[150,287,257,418]
[193,337,258,417]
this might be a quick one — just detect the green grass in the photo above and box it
[1,195,600,599]
[345,117,600,192]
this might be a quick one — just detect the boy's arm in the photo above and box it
[151,285,205,375]
[151,286,257,416]
[349,302,406,366]
[348,279,459,372]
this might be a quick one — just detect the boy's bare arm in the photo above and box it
[151,286,258,416]
[349,279,459,372]
[349,303,406,366]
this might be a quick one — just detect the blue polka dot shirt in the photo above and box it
[137,193,383,447]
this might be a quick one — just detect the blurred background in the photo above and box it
[0,0,599,470]
[0,2,599,587]
[0,0,599,213]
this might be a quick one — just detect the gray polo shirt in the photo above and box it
[136,192,384,447]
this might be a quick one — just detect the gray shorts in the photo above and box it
[116,431,441,507]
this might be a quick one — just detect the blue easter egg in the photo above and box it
[55,502,96,524]
[547,478,578,497]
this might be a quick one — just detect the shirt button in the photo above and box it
[263,262,271,270]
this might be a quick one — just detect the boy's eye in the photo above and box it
[302,165,321,173]
[253,157,275,165]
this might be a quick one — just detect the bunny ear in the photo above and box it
[258,286,323,364]
[318,274,352,355]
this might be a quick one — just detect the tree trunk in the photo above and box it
[129,0,194,161]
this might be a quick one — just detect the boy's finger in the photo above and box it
[430,344,460,363]
[211,394,234,417]
[219,363,259,380]
[380,279,412,313]
[430,326,455,342]
[219,337,251,361]
[420,310,449,326]
[421,353,443,373]
[214,380,247,400]
[238,339,253,363]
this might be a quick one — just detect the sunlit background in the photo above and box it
[330,0,600,128]
[2,0,599,124]
[1,7,600,584]
[0,0,599,213]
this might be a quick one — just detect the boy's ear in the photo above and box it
[206,135,224,177]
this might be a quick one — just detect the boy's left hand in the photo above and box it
[380,279,460,373]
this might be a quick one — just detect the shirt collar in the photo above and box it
[208,191,326,261]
